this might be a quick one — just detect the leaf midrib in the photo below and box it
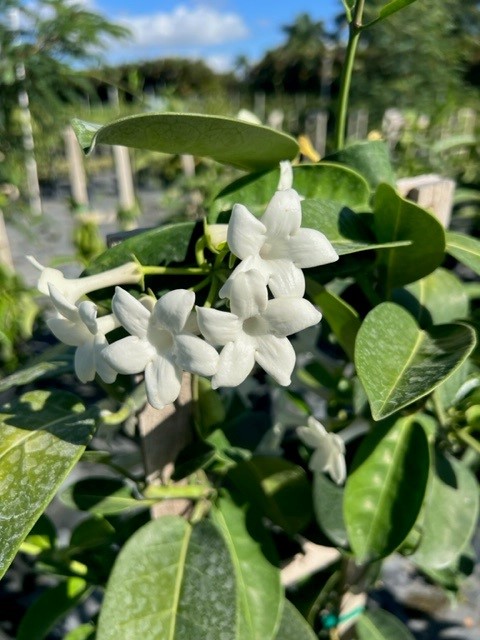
[168,524,192,640]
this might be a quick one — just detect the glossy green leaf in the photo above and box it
[17,577,90,640]
[61,477,147,515]
[373,184,445,290]
[72,113,299,171]
[0,347,73,393]
[325,141,396,189]
[363,0,419,29]
[70,516,116,550]
[21,514,56,554]
[307,279,361,360]
[433,359,471,410]
[411,451,479,569]
[355,303,476,420]
[446,231,480,276]
[210,162,370,220]
[0,390,96,579]
[274,600,317,640]
[356,608,415,640]
[227,457,313,534]
[85,221,197,275]
[211,496,283,640]
[313,473,348,547]
[97,516,237,640]
[301,200,410,256]
[393,268,469,328]
[344,417,430,562]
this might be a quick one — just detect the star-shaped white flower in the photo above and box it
[47,284,119,384]
[27,256,142,305]
[102,287,219,409]
[220,177,338,298]
[197,269,322,389]
[297,417,346,485]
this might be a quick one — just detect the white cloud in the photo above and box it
[204,53,235,73]
[123,5,248,49]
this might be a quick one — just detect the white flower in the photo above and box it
[102,287,219,410]
[46,284,119,384]
[297,417,346,485]
[197,269,321,389]
[219,177,338,299]
[27,256,142,305]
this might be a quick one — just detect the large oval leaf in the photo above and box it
[97,516,237,640]
[72,113,299,172]
[325,141,396,189]
[356,608,415,640]
[446,231,480,276]
[344,417,430,562]
[411,451,479,569]
[373,183,445,291]
[211,496,283,640]
[0,390,96,579]
[393,268,469,328]
[313,473,348,547]
[355,303,476,420]
[210,162,370,220]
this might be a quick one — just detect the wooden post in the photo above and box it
[396,174,456,228]
[64,126,89,209]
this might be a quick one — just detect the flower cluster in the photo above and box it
[32,162,338,410]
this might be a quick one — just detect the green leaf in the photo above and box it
[344,417,430,562]
[411,451,479,570]
[302,200,410,256]
[211,495,283,640]
[307,279,361,360]
[325,141,396,189]
[363,0,419,29]
[72,113,299,171]
[393,268,469,328]
[446,231,480,276]
[85,221,197,274]
[356,608,415,640]
[61,477,147,515]
[210,162,370,220]
[274,600,317,640]
[313,473,348,547]
[17,577,90,640]
[355,303,476,420]
[22,514,57,554]
[373,184,445,291]
[97,516,237,640]
[0,349,73,393]
[227,457,313,535]
[70,516,116,550]
[0,391,96,579]
[64,624,96,640]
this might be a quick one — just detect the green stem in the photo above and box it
[334,0,366,151]
[143,484,214,500]
[432,392,448,428]
[456,428,480,455]
[142,265,210,276]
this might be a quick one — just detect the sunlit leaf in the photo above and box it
[325,141,396,189]
[363,0,419,29]
[73,113,299,171]
[446,231,480,276]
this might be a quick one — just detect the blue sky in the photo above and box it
[91,0,341,71]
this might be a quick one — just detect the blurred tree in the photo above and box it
[0,0,128,186]
[247,13,338,94]
[343,0,480,116]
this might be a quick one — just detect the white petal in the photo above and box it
[47,317,89,347]
[174,334,219,377]
[144,356,182,409]
[227,204,266,259]
[263,298,322,337]
[153,289,195,334]
[229,270,268,319]
[277,161,293,191]
[267,260,305,297]
[212,338,255,388]
[254,335,296,385]
[219,255,268,299]
[287,228,339,268]
[78,301,98,334]
[297,425,324,449]
[112,287,150,338]
[309,447,332,474]
[327,452,347,485]
[102,336,154,374]
[74,340,96,383]
[37,267,67,297]
[261,189,301,238]
[93,334,117,384]
[48,284,78,321]
[196,307,242,346]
